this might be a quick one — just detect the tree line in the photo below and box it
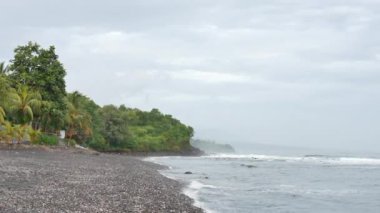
[0,42,194,152]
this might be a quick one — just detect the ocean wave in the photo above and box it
[145,157,216,212]
[336,157,380,165]
[183,180,217,213]
[189,180,217,190]
[203,154,380,165]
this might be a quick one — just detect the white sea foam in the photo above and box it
[333,157,380,165]
[143,156,170,163]
[203,154,380,165]
[183,180,216,213]
[189,180,217,190]
[143,157,173,169]
[203,154,302,161]
[145,157,216,212]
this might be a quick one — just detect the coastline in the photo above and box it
[145,156,214,213]
[0,148,203,212]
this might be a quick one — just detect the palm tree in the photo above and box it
[0,106,6,143]
[0,65,11,118]
[65,92,92,141]
[9,86,42,125]
[0,78,10,125]
[12,124,28,144]
[0,107,5,124]
[0,72,11,107]
[0,121,14,144]
[28,127,41,144]
[0,123,30,144]
[0,62,9,75]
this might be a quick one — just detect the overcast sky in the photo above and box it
[1,0,380,152]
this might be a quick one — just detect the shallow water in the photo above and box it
[148,153,380,213]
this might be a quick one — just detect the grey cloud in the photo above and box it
[1,0,380,152]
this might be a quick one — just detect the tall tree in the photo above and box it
[8,42,67,130]
[99,105,131,148]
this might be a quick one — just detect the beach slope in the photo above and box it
[0,149,203,212]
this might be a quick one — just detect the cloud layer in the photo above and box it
[1,0,380,151]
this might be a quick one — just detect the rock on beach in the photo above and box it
[0,149,203,213]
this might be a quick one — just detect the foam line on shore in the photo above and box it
[182,180,216,213]
[145,156,215,213]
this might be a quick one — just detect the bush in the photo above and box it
[65,139,76,147]
[38,134,58,145]
[28,128,42,144]
[88,133,109,151]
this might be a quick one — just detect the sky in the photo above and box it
[1,0,380,152]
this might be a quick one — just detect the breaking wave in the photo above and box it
[203,154,380,165]
[183,180,217,213]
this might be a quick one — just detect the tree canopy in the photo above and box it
[8,42,67,130]
[0,42,195,153]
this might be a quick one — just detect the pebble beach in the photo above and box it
[0,148,203,213]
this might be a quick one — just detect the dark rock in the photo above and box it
[240,164,256,168]
[184,171,193,174]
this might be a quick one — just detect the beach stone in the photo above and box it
[0,149,203,213]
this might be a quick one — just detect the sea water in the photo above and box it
[147,151,380,212]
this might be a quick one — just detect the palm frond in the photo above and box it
[24,106,34,121]
[0,106,5,123]
[0,62,9,74]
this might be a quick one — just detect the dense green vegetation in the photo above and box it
[0,42,194,152]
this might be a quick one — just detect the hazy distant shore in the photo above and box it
[0,148,203,212]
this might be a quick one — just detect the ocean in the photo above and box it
[146,151,380,212]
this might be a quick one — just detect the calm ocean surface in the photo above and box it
[147,151,380,212]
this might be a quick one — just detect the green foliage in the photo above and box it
[0,122,34,144]
[38,134,58,146]
[0,62,9,75]
[0,107,5,124]
[97,107,194,152]
[98,105,131,149]
[8,42,67,130]
[28,128,42,144]
[0,121,14,144]
[88,133,108,150]
[8,86,42,125]
[65,92,93,142]
[65,139,76,147]
[12,124,30,143]
[0,73,12,118]
[1,42,195,152]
